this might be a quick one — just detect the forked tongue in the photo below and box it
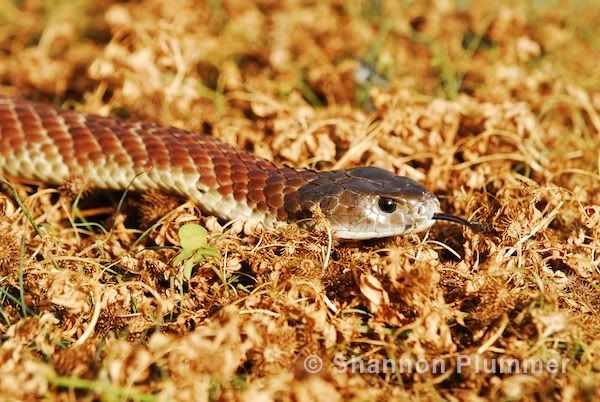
[433,212,488,233]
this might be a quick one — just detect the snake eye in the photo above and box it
[378,197,397,213]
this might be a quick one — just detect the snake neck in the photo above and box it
[216,162,319,224]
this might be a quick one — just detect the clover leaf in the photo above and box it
[173,223,219,280]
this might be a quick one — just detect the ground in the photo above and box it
[0,0,599,401]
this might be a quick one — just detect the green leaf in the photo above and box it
[198,246,220,258]
[183,257,195,280]
[178,223,208,251]
[172,248,195,267]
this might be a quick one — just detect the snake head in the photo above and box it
[294,167,441,239]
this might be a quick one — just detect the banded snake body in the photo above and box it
[0,96,474,239]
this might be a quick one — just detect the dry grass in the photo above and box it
[1,0,600,401]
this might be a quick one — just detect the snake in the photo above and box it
[0,95,477,239]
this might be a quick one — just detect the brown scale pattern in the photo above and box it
[0,96,319,222]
